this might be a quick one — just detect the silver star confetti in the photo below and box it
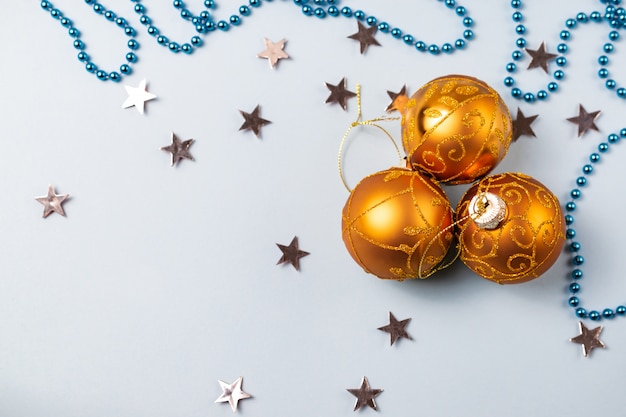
[122,79,156,114]
[215,376,252,412]
[257,38,289,68]
[35,184,69,218]
[347,376,383,411]
[566,104,601,137]
[378,312,413,346]
[161,133,195,166]
[570,321,606,357]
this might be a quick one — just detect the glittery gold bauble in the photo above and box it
[341,167,455,280]
[401,74,513,184]
[456,172,566,284]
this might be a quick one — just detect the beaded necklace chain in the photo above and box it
[564,130,626,321]
[503,0,625,103]
[40,0,474,83]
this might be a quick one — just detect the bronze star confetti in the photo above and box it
[525,42,558,74]
[348,21,381,54]
[347,376,383,411]
[239,105,271,138]
[566,104,601,137]
[570,321,606,357]
[257,37,289,68]
[161,133,195,166]
[35,184,69,218]
[276,236,309,271]
[385,85,409,113]
[512,108,538,141]
[325,77,356,111]
[378,312,413,346]
[215,376,252,412]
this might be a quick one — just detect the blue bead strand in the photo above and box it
[294,0,474,54]
[565,131,626,321]
[40,0,138,81]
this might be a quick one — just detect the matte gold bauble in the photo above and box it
[456,172,566,284]
[401,74,513,184]
[341,167,455,280]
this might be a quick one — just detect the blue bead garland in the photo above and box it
[503,0,626,102]
[41,0,476,82]
[565,130,626,321]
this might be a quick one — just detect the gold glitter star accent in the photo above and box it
[512,108,538,141]
[239,105,271,138]
[347,376,383,411]
[377,312,413,346]
[256,38,289,68]
[325,77,356,111]
[348,21,380,54]
[161,133,195,167]
[570,321,606,357]
[35,184,69,218]
[566,104,601,137]
[525,42,558,74]
[215,376,252,412]
[385,85,409,113]
[276,236,309,271]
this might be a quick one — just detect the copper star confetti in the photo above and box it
[566,104,601,137]
[276,236,309,271]
[239,105,271,138]
[570,321,606,357]
[347,376,383,411]
[122,79,156,114]
[378,312,413,346]
[348,21,381,54]
[161,133,195,166]
[325,77,356,111]
[35,184,69,218]
[512,108,538,141]
[525,42,557,74]
[385,85,409,113]
[257,37,289,68]
[215,376,252,412]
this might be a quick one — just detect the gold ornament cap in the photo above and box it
[468,192,507,230]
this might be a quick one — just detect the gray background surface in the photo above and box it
[2,0,626,416]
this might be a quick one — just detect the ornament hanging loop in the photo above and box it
[338,84,404,192]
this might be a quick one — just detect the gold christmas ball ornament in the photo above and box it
[341,167,455,280]
[456,172,566,284]
[401,74,513,184]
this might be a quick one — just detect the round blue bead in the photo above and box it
[576,176,586,186]
[574,255,584,265]
[610,30,620,40]
[463,29,474,39]
[603,309,615,318]
[556,57,567,66]
[50,8,62,18]
[590,153,600,163]
[512,11,523,21]
[566,18,577,28]
[205,0,215,8]
[240,5,251,15]
[575,308,587,318]
[608,133,619,143]
[557,43,568,53]
[504,77,514,87]
[126,52,138,62]
[156,35,167,44]
[463,17,473,27]
[85,62,97,73]
[548,82,558,91]
[621,128,626,137]
[428,45,440,55]
[560,30,570,40]
[570,189,581,199]
[599,142,609,152]
[442,43,453,53]
[60,17,71,27]
[354,10,365,20]
[77,51,89,62]
[511,88,522,98]
[217,20,229,30]
[41,1,51,10]
[168,42,180,52]
[515,24,525,34]
[341,6,352,17]
[134,4,145,13]
[511,0,521,8]
[249,0,260,6]
[599,68,609,78]
[68,27,80,37]
[328,6,339,16]
[140,15,151,25]
[569,296,580,307]
[109,71,121,82]
[455,39,465,49]
[378,22,389,32]
[456,6,467,16]
[604,43,615,53]
[391,28,402,38]
[120,64,131,74]
[618,88,626,97]
[104,11,116,21]
[96,70,107,80]
[181,43,192,54]
[147,26,158,35]
[554,70,565,80]
[73,39,85,50]
[516,38,526,48]
[589,310,601,320]
[506,62,517,72]
[583,164,593,174]
[230,15,241,24]
[565,214,574,225]
[572,269,583,279]
[415,41,426,52]
[599,55,609,65]
[403,35,414,45]
[512,50,522,60]
[314,8,325,18]
[617,306,626,315]
[128,39,139,50]
[125,27,136,37]
[191,36,202,46]
[445,0,455,8]
[566,228,576,238]
[577,12,588,22]
[523,92,535,102]
[537,90,548,100]
[590,11,602,21]
[366,16,377,26]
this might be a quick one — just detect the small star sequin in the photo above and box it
[325,77,356,111]
[35,184,69,218]
[276,236,309,271]
[257,38,289,68]
[215,376,252,412]
[348,21,381,54]
[512,108,538,141]
[385,85,409,113]
[377,312,413,346]
[570,321,606,357]
[121,79,156,114]
[161,133,195,166]
[525,42,557,74]
[239,105,271,138]
[347,376,383,411]
[566,104,601,137]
